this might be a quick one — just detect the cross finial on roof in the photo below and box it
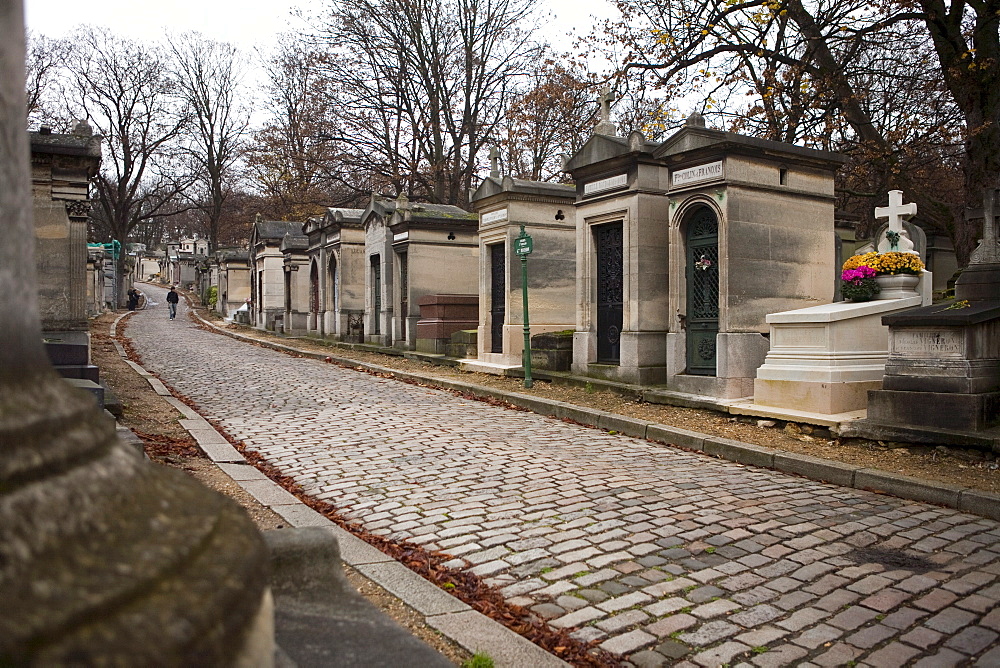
[595,87,617,136]
[489,146,501,178]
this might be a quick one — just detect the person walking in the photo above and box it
[127,288,139,311]
[166,286,179,320]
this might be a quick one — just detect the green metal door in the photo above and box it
[685,208,719,375]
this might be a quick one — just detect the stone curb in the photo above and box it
[189,308,1000,523]
[112,307,567,668]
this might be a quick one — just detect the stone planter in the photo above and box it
[875,273,920,300]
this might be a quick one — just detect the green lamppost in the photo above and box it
[514,225,533,388]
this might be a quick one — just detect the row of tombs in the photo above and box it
[175,114,992,434]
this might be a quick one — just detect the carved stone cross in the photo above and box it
[489,146,500,178]
[875,190,918,254]
[595,87,617,136]
[599,87,615,123]
[970,188,1000,265]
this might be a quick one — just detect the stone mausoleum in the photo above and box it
[564,112,844,399]
[470,174,577,371]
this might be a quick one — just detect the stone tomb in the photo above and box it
[388,195,479,350]
[468,175,577,371]
[361,195,399,346]
[564,113,844,397]
[750,190,932,419]
[30,124,102,333]
[249,219,305,331]
[845,188,1000,445]
[214,248,250,319]
[303,207,366,341]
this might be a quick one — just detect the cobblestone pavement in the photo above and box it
[128,285,1000,667]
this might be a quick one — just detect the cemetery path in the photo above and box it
[126,284,1000,667]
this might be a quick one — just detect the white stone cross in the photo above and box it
[595,87,617,136]
[875,190,918,254]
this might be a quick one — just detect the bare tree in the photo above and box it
[499,53,597,182]
[247,37,358,220]
[601,0,981,263]
[168,32,250,252]
[307,0,539,206]
[25,30,70,128]
[65,26,190,304]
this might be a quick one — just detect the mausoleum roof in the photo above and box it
[29,128,102,160]
[563,132,660,172]
[405,203,477,222]
[254,220,305,241]
[280,233,309,253]
[360,196,397,226]
[472,176,576,205]
[654,124,845,167]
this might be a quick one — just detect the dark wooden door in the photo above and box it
[398,252,408,340]
[490,243,505,353]
[595,222,623,364]
[685,208,719,375]
[371,255,381,335]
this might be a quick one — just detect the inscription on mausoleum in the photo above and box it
[672,161,723,187]
[481,208,508,225]
[583,174,628,195]
[892,329,964,358]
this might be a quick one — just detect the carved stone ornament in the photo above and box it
[65,199,92,218]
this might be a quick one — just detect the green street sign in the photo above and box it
[514,234,533,255]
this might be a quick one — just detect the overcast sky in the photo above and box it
[24,0,616,55]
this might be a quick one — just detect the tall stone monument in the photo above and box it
[0,3,272,662]
[846,188,1000,445]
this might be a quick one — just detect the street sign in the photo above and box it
[514,234,533,255]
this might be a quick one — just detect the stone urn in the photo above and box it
[875,273,920,300]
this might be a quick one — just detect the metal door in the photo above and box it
[595,222,623,364]
[685,208,719,375]
[371,255,381,335]
[490,243,505,353]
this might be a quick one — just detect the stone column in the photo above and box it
[0,4,272,663]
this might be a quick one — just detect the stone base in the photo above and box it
[667,373,754,401]
[585,362,666,386]
[842,418,1000,449]
[867,388,1000,432]
[755,378,882,415]
[955,263,1000,301]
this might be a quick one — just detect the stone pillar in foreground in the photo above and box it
[0,3,272,664]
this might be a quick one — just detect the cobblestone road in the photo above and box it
[128,285,1000,667]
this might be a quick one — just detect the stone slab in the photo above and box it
[180,417,213,431]
[773,453,858,487]
[270,504,337,529]
[162,396,201,419]
[147,377,172,396]
[217,462,269,481]
[646,424,707,450]
[353,562,471,616]
[958,489,1000,522]
[237,479,301,506]
[854,469,963,509]
[596,412,651,438]
[426,609,570,668]
[123,360,152,377]
[703,438,776,468]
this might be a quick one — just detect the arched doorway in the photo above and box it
[309,261,319,331]
[685,207,719,375]
[595,222,623,364]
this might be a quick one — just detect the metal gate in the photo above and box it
[685,208,719,375]
[490,243,505,353]
[371,255,381,335]
[398,252,408,341]
[595,222,623,364]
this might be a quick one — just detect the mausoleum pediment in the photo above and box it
[654,126,844,169]
[563,133,659,172]
[472,176,574,206]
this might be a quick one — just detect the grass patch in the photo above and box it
[462,652,495,668]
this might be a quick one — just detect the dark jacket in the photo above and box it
[166,290,179,304]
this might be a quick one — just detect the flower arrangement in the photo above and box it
[842,251,924,275]
[840,264,880,302]
[694,255,713,271]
